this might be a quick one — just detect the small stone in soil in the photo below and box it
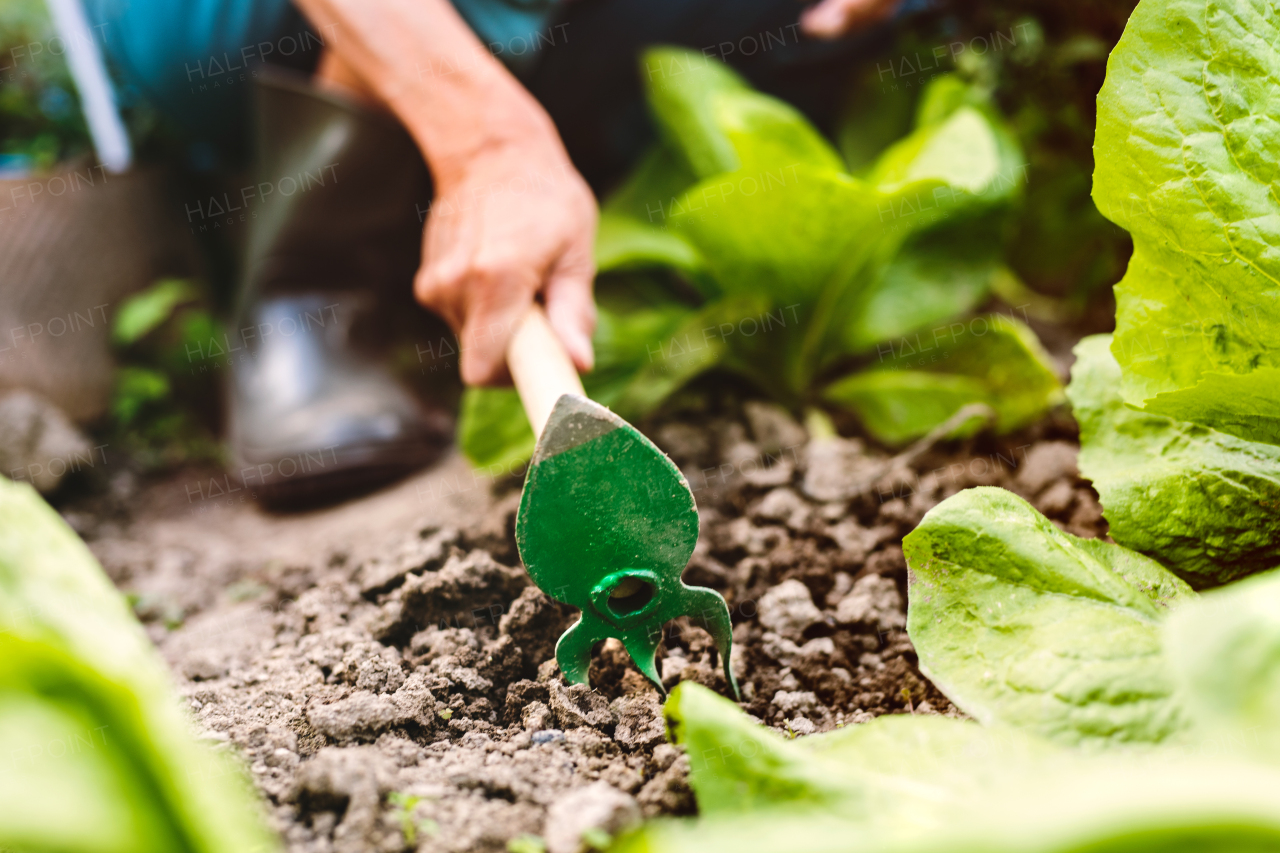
[757,578,823,641]
[532,729,565,744]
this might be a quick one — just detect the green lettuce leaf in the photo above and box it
[1068,334,1280,587]
[825,317,1063,445]
[0,477,277,853]
[1141,370,1280,448]
[595,216,704,278]
[1093,0,1280,445]
[595,146,705,278]
[661,681,865,814]
[904,487,1193,747]
[642,47,846,180]
[825,371,991,445]
[663,681,1057,826]
[843,213,1006,354]
[868,74,1024,206]
[869,106,1001,196]
[615,682,1280,853]
[457,387,536,473]
[1,638,196,853]
[1164,568,1280,761]
[666,166,886,307]
[619,753,1280,853]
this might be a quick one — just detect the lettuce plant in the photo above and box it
[905,487,1193,748]
[458,50,1063,469]
[1092,0,1280,445]
[900,488,1280,753]
[1070,336,1280,587]
[0,477,277,853]
[618,564,1280,853]
[1073,0,1280,587]
[898,0,1280,749]
[614,622,1280,853]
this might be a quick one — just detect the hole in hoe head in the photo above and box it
[607,576,655,616]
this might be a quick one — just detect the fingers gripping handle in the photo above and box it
[507,305,585,439]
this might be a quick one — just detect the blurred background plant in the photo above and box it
[0,0,162,176]
[108,279,223,470]
[2,1,221,476]
[0,0,91,173]
[904,1,1139,309]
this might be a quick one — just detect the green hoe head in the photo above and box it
[516,395,739,699]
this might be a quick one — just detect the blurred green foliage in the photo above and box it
[0,0,92,170]
[0,477,279,852]
[902,1,1140,304]
[108,280,223,470]
[0,0,162,172]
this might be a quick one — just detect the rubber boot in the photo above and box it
[227,71,447,507]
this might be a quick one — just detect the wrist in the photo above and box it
[392,70,563,189]
[432,128,565,193]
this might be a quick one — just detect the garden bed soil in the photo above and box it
[64,402,1098,853]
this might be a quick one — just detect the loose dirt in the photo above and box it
[61,401,1096,853]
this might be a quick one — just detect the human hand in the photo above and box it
[414,142,598,386]
[800,0,905,39]
[293,0,597,387]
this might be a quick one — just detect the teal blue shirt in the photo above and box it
[455,0,564,74]
[82,0,566,157]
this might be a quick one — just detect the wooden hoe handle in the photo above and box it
[507,305,585,440]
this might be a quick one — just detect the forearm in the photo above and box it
[293,0,564,186]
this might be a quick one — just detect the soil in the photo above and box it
[60,400,1097,853]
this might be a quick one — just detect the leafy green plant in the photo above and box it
[0,476,276,852]
[901,4,1138,307]
[0,0,91,170]
[902,335,1279,746]
[613,657,1280,853]
[895,0,1280,754]
[898,484,1280,759]
[1092,0,1280,446]
[459,49,1063,467]
[1070,336,1280,587]
[109,279,222,469]
[897,0,1280,733]
[386,792,437,845]
[904,487,1193,748]
[1066,0,1280,588]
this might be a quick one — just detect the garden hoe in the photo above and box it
[506,306,739,700]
